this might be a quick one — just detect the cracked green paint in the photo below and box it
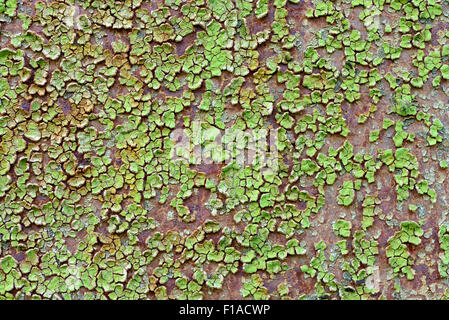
[0,0,448,301]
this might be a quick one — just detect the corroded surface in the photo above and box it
[1,0,449,300]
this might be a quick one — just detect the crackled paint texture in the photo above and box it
[1,0,449,300]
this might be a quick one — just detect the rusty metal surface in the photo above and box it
[0,0,449,300]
